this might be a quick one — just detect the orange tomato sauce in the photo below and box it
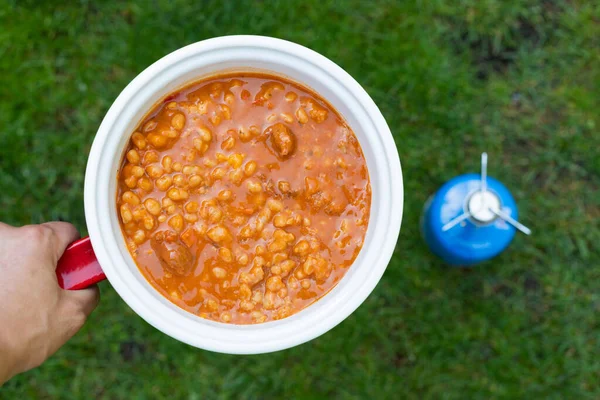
[117,73,370,324]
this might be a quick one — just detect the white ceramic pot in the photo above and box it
[83,35,402,354]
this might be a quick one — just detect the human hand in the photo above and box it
[0,222,100,384]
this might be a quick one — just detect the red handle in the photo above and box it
[56,236,106,290]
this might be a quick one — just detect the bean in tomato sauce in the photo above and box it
[117,73,371,324]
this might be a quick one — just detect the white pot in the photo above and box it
[84,35,403,354]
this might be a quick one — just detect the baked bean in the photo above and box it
[244,161,257,176]
[221,136,235,150]
[271,265,282,275]
[143,150,159,165]
[255,245,266,256]
[206,206,222,224]
[184,213,198,223]
[263,292,277,310]
[133,230,146,244]
[237,253,249,266]
[296,107,309,124]
[249,125,260,136]
[162,156,173,172]
[277,288,288,299]
[247,180,262,194]
[124,176,137,189]
[220,104,232,120]
[186,150,197,162]
[217,189,233,202]
[131,206,145,221]
[131,166,144,178]
[273,229,294,243]
[120,204,133,224]
[182,165,198,175]
[210,114,221,126]
[251,311,267,323]
[122,191,140,206]
[138,177,153,192]
[206,299,218,311]
[252,290,263,304]
[173,174,186,187]
[132,132,147,149]
[218,247,233,263]
[184,201,199,213]
[285,92,297,102]
[156,175,172,191]
[278,180,291,194]
[273,214,287,228]
[220,312,232,322]
[193,138,208,154]
[143,216,155,231]
[146,165,164,179]
[211,167,226,181]
[293,240,310,256]
[167,188,180,201]
[224,93,235,105]
[231,214,247,226]
[207,225,232,243]
[163,129,178,139]
[144,198,161,216]
[266,199,283,212]
[212,267,227,279]
[202,159,215,169]
[228,153,244,169]
[168,214,184,231]
[268,240,287,252]
[118,73,370,325]
[171,113,186,130]
[229,169,244,185]
[266,276,284,292]
[143,120,157,132]
[240,300,254,312]
[127,149,141,164]
[214,152,226,163]
[188,175,203,188]
[252,193,267,208]
[238,128,251,142]
[280,260,296,277]
[239,283,252,300]
[272,252,288,263]
[303,98,329,123]
[147,133,168,148]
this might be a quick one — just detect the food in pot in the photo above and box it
[117,73,371,324]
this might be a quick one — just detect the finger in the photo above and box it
[41,221,80,260]
[61,285,100,318]
[51,286,100,360]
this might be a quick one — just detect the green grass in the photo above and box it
[1,0,599,398]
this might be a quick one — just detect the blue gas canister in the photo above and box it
[421,153,531,266]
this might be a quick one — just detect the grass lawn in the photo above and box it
[1,0,599,398]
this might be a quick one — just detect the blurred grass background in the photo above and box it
[1,0,599,398]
